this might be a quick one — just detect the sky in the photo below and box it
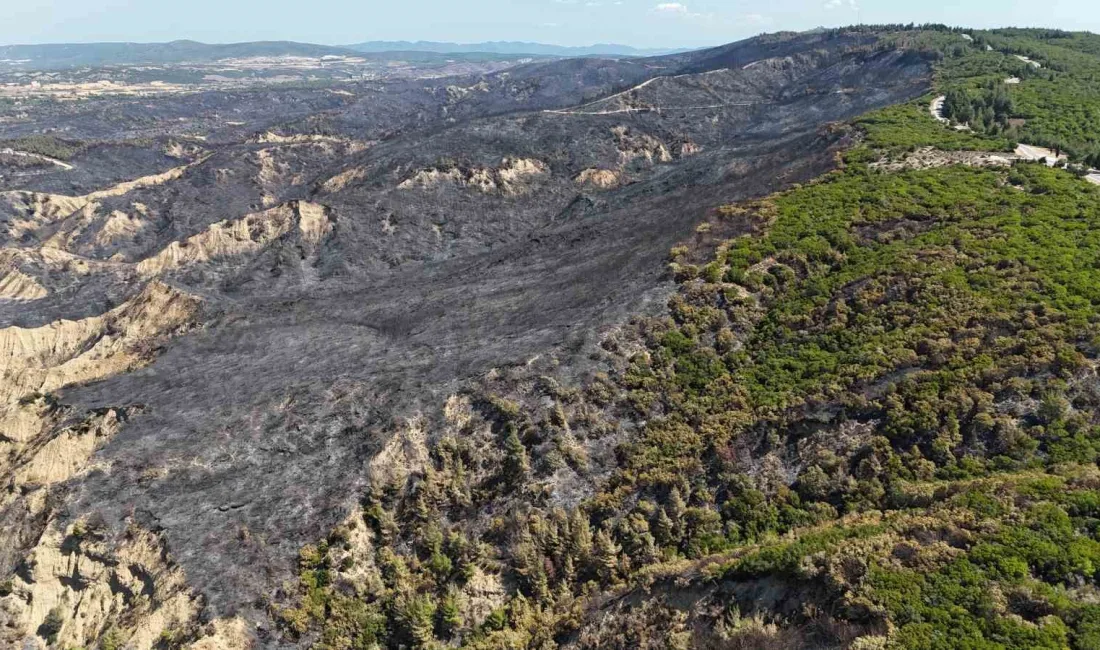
[3,0,1099,49]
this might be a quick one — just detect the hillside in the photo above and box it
[1,25,1100,650]
[266,27,1100,650]
[344,41,686,57]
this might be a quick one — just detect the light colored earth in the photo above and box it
[930,95,948,122]
[876,146,1100,186]
[1015,143,1068,166]
[0,79,193,100]
[1012,144,1100,181]
[872,147,1014,172]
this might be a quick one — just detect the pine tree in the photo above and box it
[567,508,593,561]
[638,531,660,565]
[563,554,577,585]
[438,587,464,639]
[654,507,676,547]
[395,592,437,648]
[592,529,622,584]
[502,424,531,485]
[667,488,687,539]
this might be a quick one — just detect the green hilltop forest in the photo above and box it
[272,26,1100,650]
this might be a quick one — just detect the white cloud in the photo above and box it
[653,2,689,14]
[824,0,858,9]
[651,2,704,18]
[655,2,690,12]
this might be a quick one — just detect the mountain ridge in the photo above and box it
[344,40,692,57]
[0,40,364,68]
[0,39,690,70]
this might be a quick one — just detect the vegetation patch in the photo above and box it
[280,26,1100,650]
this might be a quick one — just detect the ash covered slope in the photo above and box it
[0,29,932,648]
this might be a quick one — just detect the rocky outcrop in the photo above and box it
[84,161,200,201]
[1,159,204,247]
[0,281,204,647]
[254,132,367,149]
[0,516,208,650]
[574,168,622,189]
[0,281,201,561]
[94,207,150,249]
[136,201,332,276]
[320,166,369,193]
[1,192,91,244]
[398,157,550,195]
[0,280,200,404]
[613,126,673,166]
[0,268,48,301]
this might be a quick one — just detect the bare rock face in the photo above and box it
[136,201,333,277]
[0,281,200,405]
[574,168,622,189]
[612,125,673,166]
[0,509,200,650]
[0,280,203,639]
[0,29,933,648]
[398,157,550,195]
[0,269,48,301]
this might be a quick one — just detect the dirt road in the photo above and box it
[0,148,74,170]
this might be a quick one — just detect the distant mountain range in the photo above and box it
[345,40,689,57]
[0,39,686,70]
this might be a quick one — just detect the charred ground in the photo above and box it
[9,26,1089,650]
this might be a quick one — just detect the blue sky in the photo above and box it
[4,0,1099,48]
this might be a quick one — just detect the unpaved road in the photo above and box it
[1013,143,1099,183]
[1015,143,1067,166]
[0,148,74,170]
[545,101,767,116]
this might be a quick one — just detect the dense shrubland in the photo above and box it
[276,27,1100,650]
[0,134,87,160]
